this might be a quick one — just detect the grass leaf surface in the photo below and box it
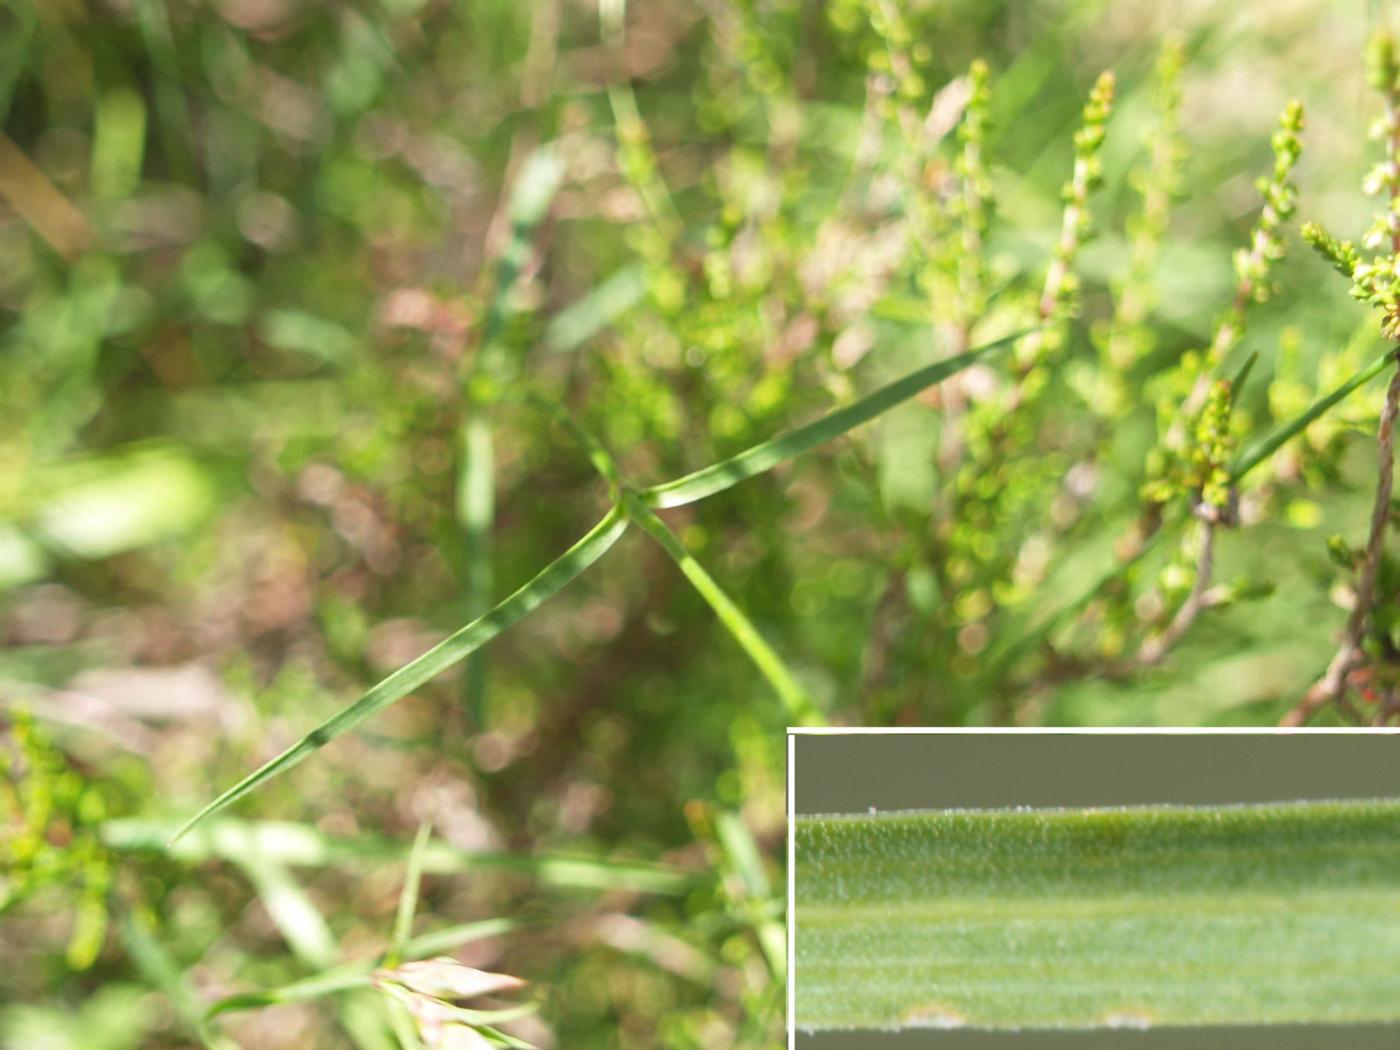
[796,799,1400,1030]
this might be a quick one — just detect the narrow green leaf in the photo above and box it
[641,329,1030,509]
[171,507,629,842]
[206,919,516,1017]
[480,148,565,351]
[796,799,1400,1030]
[233,859,397,1049]
[1229,349,1260,394]
[543,264,646,353]
[529,394,623,489]
[622,491,821,725]
[118,907,239,1049]
[108,817,692,895]
[714,810,786,982]
[129,0,195,180]
[237,859,338,968]
[459,411,494,715]
[1231,346,1397,481]
[714,810,771,900]
[387,823,434,968]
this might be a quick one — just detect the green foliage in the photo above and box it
[5,2,1400,1046]
[1,712,114,970]
[1307,37,1400,336]
[796,800,1400,1030]
[174,330,1022,838]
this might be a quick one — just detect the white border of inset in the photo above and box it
[787,731,796,1050]
[783,724,1399,1045]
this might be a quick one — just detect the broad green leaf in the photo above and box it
[170,506,629,841]
[104,818,692,895]
[796,799,1400,1030]
[621,492,820,725]
[1232,346,1397,481]
[640,329,1029,509]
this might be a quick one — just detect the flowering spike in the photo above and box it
[1017,69,1115,370]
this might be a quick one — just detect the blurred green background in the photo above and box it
[1,0,1396,1047]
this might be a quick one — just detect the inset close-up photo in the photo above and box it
[790,732,1400,1048]
[8,1,1400,1047]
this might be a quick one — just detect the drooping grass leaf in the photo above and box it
[237,859,338,968]
[106,818,693,895]
[206,919,516,1017]
[795,799,1400,1031]
[622,492,821,725]
[1231,345,1397,481]
[641,329,1030,509]
[170,506,629,841]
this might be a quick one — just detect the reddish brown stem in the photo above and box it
[1133,520,1216,668]
[1284,359,1400,725]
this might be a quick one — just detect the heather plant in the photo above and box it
[1287,31,1400,725]
[2,3,1400,1047]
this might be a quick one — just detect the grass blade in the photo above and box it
[387,823,433,968]
[543,264,646,353]
[118,907,238,1049]
[171,506,629,842]
[986,519,1177,679]
[1231,346,1397,481]
[796,799,1400,1030]
[641,329,1030,509]
[528,393,624,489]
[479,147,565,353]
[233,859,397,1049]
[459,411,495,716]
[621,491,822,725]
[238,859,338,968]
[714,810,785,982]
[108,818,693,894]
